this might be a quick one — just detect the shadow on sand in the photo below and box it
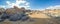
[0,18,60,24]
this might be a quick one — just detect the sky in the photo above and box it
[0,0,60,10]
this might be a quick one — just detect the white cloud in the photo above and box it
[15,0,30,9]
[0,0,30,9]
[6,1,11,5]
[25,2,29,5]
[46,5,60,9]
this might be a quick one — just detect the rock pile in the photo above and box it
[0,6,30,22]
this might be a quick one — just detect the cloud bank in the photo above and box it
[38,5,60,11]
[46,5,60,9]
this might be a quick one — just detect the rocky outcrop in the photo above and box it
[0,6,30,22]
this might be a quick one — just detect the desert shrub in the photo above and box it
[54,17,60,21]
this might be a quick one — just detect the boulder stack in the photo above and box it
[0,6,30,22]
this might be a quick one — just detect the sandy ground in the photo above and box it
[0,12,60,24]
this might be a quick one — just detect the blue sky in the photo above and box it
[28,0,60,9]
[0,0,60,10]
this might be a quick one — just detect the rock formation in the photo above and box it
[0,6,30,22]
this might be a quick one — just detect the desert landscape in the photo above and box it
[0,6,60,24]
[0,0,60,24]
